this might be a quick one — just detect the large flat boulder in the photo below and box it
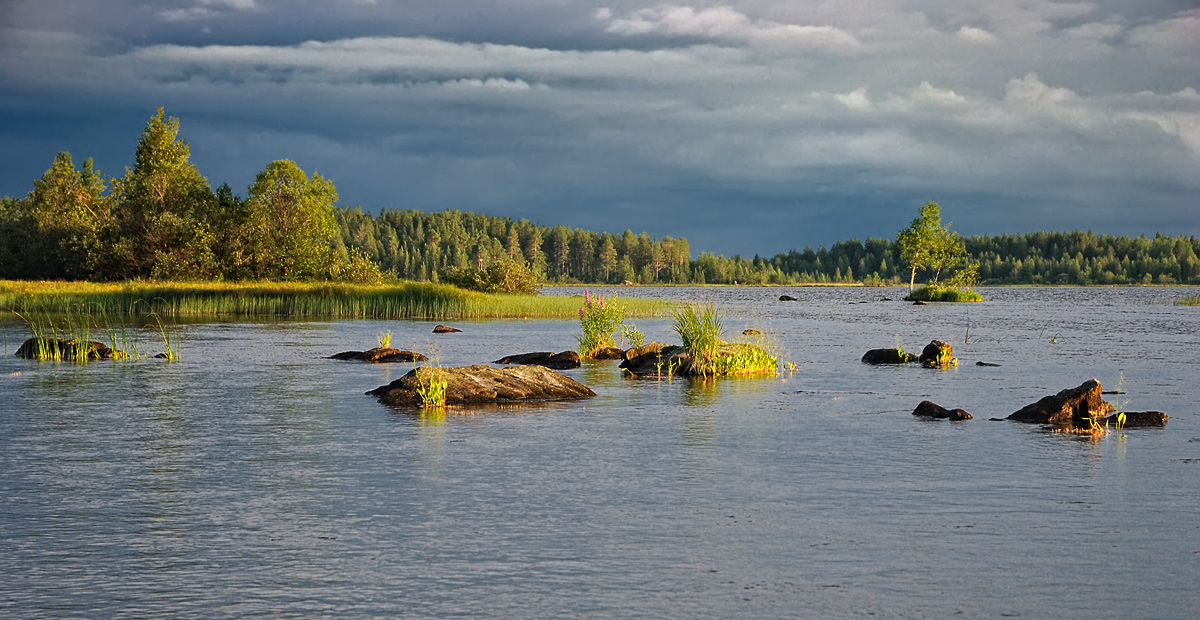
[330,347,428,363]
[1007,379,1115,427]
[493,351,581,370]
[368,364,595,407]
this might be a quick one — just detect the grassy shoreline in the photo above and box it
[0,280,671,320]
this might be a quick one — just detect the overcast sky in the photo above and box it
[1,0,1196,255]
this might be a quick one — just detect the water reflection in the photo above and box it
[2,288,1198,619]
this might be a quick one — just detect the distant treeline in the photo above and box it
[337,208,1200,286]
[2,109,1196,287]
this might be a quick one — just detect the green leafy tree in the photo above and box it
[111,107,218,279]
[26,152,111,278]
[245,159,339,280]
[897,201,963,291]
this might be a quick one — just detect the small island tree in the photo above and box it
[897,201,981,301]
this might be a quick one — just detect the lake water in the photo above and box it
[1,286,1197,618]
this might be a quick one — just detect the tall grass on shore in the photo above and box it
[0,280,671,320]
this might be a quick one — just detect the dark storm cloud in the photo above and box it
[1,0,1196,254]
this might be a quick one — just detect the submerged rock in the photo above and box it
[1007,379,1115,427]
[911,300,927,305]
[742,329,762,335]
[330,347,428,363]
[368,364,595,407]
[432,324,462,333]
[1098,411,1168,428]
[861,348,918,365]
[779,295,798,301]
[976,361,1001,367]
[912,400,972,421]
[494,350,582,370]
[15,338,124,360]
[919,340,955,368]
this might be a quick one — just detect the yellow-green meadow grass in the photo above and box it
[0,280,671,320]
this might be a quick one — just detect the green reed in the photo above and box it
[673,300,724,377]
[0,280,670,320]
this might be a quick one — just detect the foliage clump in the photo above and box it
[908,284,985,302]
[672,300,775,377]
[578,290,642,358]
[442,258,538,294]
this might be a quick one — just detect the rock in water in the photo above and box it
[589,347,625,360]
[15,338,124,360]
[779,295,798,301]
[619,343,686,375]
[368,364,595,407]
[494,351,582,370]
[330,347,428,363]
[1098,411,1168,428]
[1007,379,1115,427]
[912,400,972,421]
[432,324,462,333]
[861,348,918,365]
[919,340,954,368]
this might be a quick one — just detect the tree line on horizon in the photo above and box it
[2,108,1197,287]
[339,206,1200,287]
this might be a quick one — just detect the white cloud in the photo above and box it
[160,0,257,22]
[955,26,995,43]
[836,87,871,111]
[601,5,860,53]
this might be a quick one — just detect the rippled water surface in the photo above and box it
[2,287,1198,618]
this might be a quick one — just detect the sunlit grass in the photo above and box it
[1178,294,1200,306]
[0,280,671,320]
[908,284,985,302]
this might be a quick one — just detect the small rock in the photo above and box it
[742,329,762,335]
[623,342,667,363]
[1098,411,1167,428]
[989,418,1004,422]
[494,351,581,370]
[779,295,798,301]
[619,344,687,376]
[861,348,918,365]
[912,300,926,305]
[1007,379,1115,427]
[919,340,954,368]
[976,361,1001,367]
[589,347,625,360]
[432,324,462,333]
[912,401,972,421]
